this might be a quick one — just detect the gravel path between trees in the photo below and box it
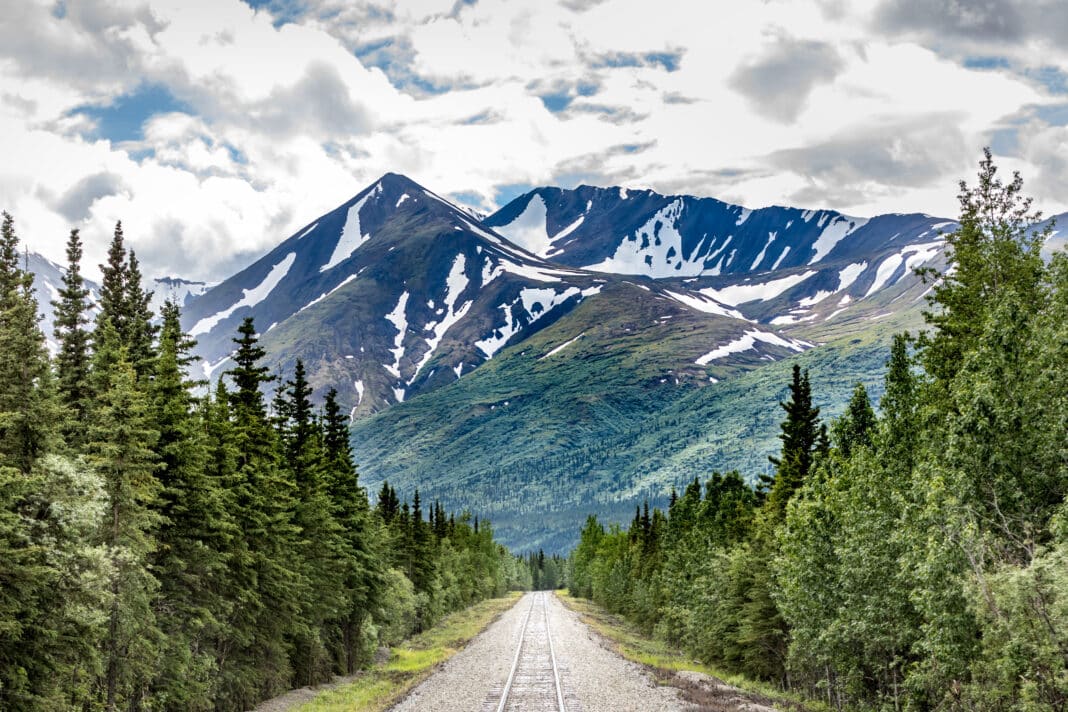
[389,592,690,712]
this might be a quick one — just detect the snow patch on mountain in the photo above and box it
[414,254,472,379]
[837,262,868,292]
[751,231,777,270]
[299,273,359,313]
[588,199,695,277]
[190,252,296,336]
[151,277,211,315]
[320,185,379,273]
[695,328,807,365]
[540,331,585,360]
[552,216,585,243]
[663,290,748,320]
[383,291,409,378]
[809,215,869,264]
[476,286,586,358]
[770,246,791,271]
[700,270,817,306]
[865,254,905,297]
[903,240,943,272]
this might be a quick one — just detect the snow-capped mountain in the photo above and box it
[180,173,825,419]
[484,184,957,329]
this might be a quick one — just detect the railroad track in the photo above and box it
[493,592,566,712]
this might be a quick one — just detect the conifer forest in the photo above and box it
[0,215,527,710]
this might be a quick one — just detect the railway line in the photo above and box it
[489,592,567,711]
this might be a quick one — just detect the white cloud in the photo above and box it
[0,0,1063,283]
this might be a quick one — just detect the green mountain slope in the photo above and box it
[352,280,912,552]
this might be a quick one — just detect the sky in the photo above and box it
[1,0,1066,281]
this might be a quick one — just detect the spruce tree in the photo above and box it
[765,365,820,519]
[97,222,128,340]
[123,250,157,378]
[150,302,235,709]
[832,383,877,459]
[218,318,301,707]
[52,228,93,448]
[879,334,917,472]
[277,360,345,686]
[0,212,59,473]
[87,319,162,711]
[321,388,383,673]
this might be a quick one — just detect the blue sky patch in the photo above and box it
[449,190,486,211]
[539,92,574,113]
[963,56,1011,70]
[493,182,536,207]
[72,84,192,144]
[239,0,305,27]
[1026,66,1068,95]
[591,50,683,72]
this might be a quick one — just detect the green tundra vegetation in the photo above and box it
[568,151,1068,710]
[0,217,525,711]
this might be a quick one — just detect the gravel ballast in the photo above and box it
[389,592,690,712]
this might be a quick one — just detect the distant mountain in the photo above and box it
[179,174,835,420]
[485,185,953,277]
[149,276,213,315]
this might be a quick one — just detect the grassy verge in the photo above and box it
[297,592,522,712]
[556,592,825,712]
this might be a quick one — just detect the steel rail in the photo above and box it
[496,592,566,711]
[496,593,537,712]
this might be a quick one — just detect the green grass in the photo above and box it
[556,592,826,712]
[297,592,521,712]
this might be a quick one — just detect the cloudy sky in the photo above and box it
[1,0,1065,281]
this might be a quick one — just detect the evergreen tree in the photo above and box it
[150,302,234,710]
[218,318,301,708]
[97,222,128,340]
[123,250,157,378]
[321,388,382,674]
[277,360,345,686]
[0,212,59,473]
[765,365,820,519]
[87,320,162,711]
[831,383,876,459]
[879,334,917,472]
[52,228,93,448]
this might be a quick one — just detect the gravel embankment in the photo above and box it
[388,592,532,712]
[389,592,690,712]
[542,592,689,712]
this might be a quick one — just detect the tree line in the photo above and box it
[568,151,1068,710]
[0,217,524,711]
